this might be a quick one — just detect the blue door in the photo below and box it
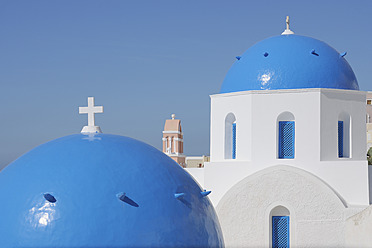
[272,216,289,248]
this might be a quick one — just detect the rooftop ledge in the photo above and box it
[210,88,366,98]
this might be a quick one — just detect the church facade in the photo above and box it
[186,19,372,247]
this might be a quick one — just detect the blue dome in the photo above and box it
[0,134,223,247]
[220,35,359,93]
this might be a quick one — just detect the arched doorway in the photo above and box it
[270,205,290,248]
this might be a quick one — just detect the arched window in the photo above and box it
[338,121,343,157]
[270,206,290,248]
[165,136,170,154]
[277,112,295,159]
[338,112,351,158]
[232,122,237,159]
[225,113,237,159]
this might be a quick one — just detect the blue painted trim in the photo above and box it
[338,121,344,158]
[272,216,289,248]
[278,121,295,159]
[232,123,236,159]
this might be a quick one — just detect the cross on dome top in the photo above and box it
[79,97,103,133]
[281,16,295,35]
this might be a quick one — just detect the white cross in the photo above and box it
[79,97,103,133]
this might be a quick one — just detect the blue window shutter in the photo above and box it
[279,121,295,159]
[232,123,236,159]
[272,216,290,248]
[338,121,344,158]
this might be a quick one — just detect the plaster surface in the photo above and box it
[345,205,372,248]
[217,165,347,248]
[206,88,369,206]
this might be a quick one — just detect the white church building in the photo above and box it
[186,18,372,247]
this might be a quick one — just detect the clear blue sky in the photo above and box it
[1,0,371,169]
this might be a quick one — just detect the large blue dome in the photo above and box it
[0,134,223,247]
[220,35,359,93]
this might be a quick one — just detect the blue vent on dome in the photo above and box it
[44,193,56,203]
[279,121,295,159]
[272,216,289,248]
[338,121,344,158]
[232,123,236,159]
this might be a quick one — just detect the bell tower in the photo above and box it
[162,114,186,167]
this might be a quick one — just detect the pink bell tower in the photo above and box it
[162,114,186,167]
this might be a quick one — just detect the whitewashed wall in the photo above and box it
[203,88,370,206]
[345,205,372,247]
[320,90,366,161]
[216,165,348,248]
[184,88,372,247]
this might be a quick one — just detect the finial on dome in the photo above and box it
[79,97,103,134]
[281,16,295,35]
[171,114,175,120]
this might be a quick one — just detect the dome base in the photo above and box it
[81,125,102,133]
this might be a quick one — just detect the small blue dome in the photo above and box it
[0,134,223,247]
[220,35,359,93]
